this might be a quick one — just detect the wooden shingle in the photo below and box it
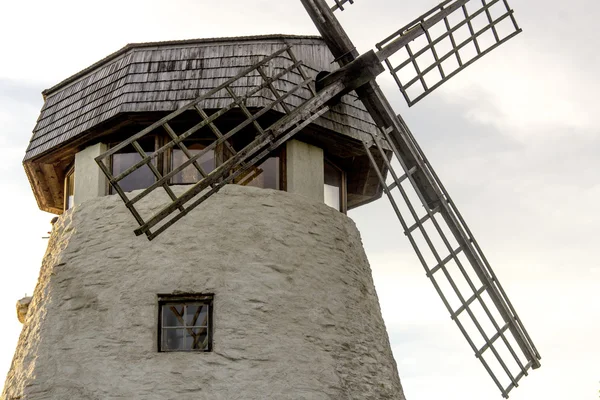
[24,35,378,161]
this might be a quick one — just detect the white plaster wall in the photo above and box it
[2,185,405,400]
[73,143,107,205]
[286,139,324,203]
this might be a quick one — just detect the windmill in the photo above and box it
[3,0,534,398]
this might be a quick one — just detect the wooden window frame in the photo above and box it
[157,293,214,353]
[107,133,287,192]
[168,137,219,186]
[234,147,287,191]
[108,135,158,195]
[63,165,75,211]
[279,146,288,191]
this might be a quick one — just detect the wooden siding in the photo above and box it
[25,36,378,161]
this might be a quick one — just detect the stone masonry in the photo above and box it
[2,185,405,400]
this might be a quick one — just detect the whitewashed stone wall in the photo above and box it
[2,185,405,400]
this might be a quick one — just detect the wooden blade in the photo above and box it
[376,0,522,106]
[300,0,540,397]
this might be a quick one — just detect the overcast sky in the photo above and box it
[0,0,598,399]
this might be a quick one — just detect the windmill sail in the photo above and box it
[299,0,540,397]
[330,0,355,12]
[361,117,541,397]
[376,0,522,106]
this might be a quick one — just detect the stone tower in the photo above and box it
[3,35,405,399]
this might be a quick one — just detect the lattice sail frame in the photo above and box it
[360,116,540,397]
[376,0,522,106]
[95,46,330,240]
[331,0,354,12]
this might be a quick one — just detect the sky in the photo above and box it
[0,0,598,399]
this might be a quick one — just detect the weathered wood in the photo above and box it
[375,0,469,61]
[39,163,63,208]
[316,50,384,99]
[23,163,61,214]
[130,78,347,236]
[25,36,378,161]
[300,0,541,391]
[300,0,438,205]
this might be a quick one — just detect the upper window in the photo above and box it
[110,137,156,193]
[109,134,284,192]
[171,140,215,185]
[236,154,282,190]
[64,166,75,210]
[324,159,345,212]
[158,294,213,352]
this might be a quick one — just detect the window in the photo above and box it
[64,166,75,210]
[109,133,285,192]
[171,140,215,184]
[110,137,156,193]
[324,159,345,212]
[236,153,283,190]
[158,294,213,352]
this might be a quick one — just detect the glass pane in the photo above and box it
[324,161,342,211]
[324,184,340,210]
[184,327,208,351]
[172,142,215,184]
[162,328,184,351]
[186,304,209,326]
[65,170,75,210]
[163,305,185,327]
[111,138,155,192]
[240,156,279,189]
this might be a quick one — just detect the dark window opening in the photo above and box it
[158,294,213,352]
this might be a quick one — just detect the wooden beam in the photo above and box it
[300,0,440,207]
[316,50,384,96]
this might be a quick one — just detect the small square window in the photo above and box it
[158,294,213,352]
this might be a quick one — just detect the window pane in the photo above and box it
[184,327,208,351]
[240,156,280,189]
[324,161,342,211]
[159,296,213,352]
[163,305,185,327]
[111,138,155,192]
[65,170,75,210]
[162,328,184,351]
[172,142,215,184]
[185,304,209,327]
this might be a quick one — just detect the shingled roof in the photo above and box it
[24,34,378,161]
